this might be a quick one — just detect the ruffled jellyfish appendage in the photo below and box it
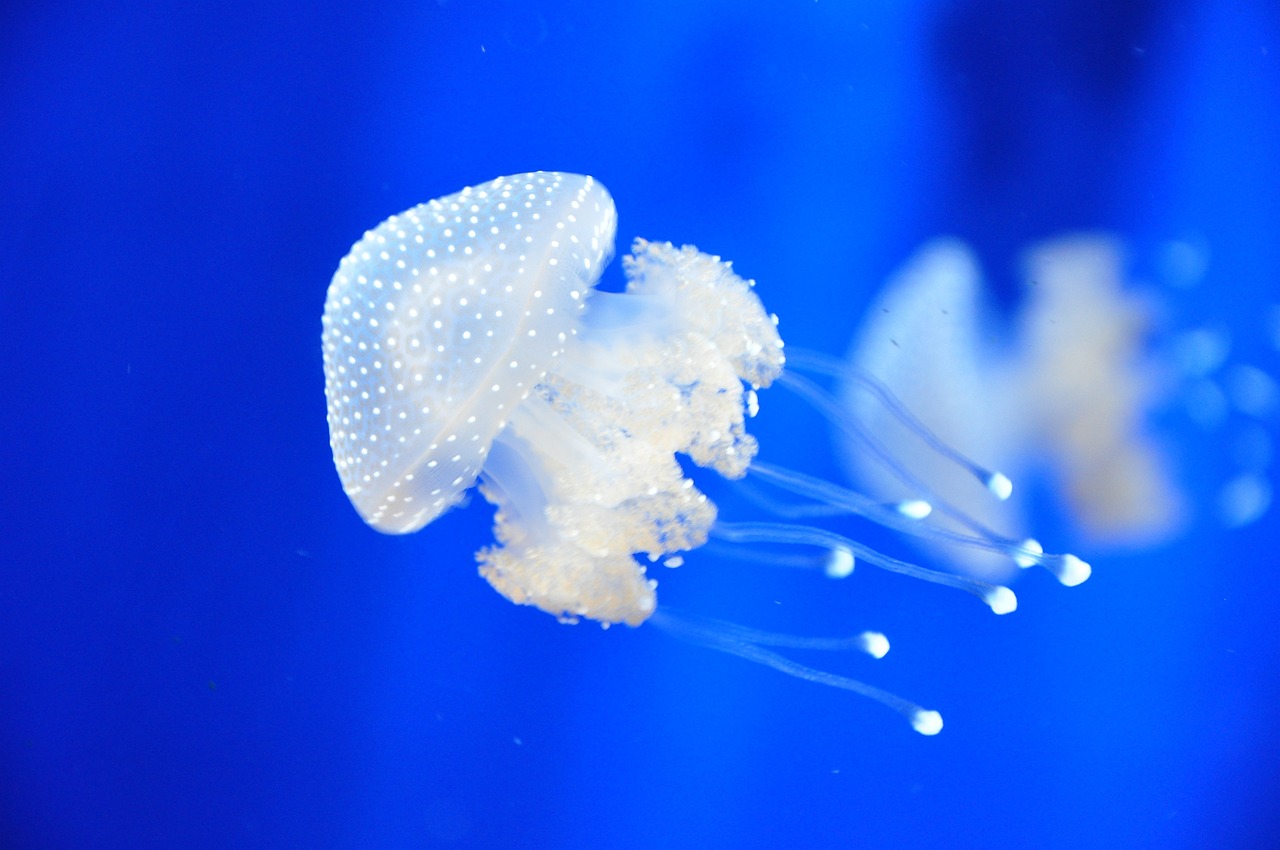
[476,237,786,626]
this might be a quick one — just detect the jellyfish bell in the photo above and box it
[322,172,617,536]
[323,171,1090,734]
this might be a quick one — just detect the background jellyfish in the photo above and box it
[841,233,1275,578]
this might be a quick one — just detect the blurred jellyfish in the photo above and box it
[841,234,1276,579]
[322,172,1089,735]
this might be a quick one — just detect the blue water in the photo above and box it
[3,1,1278,848]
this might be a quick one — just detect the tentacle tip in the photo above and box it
[986,471,1014,501]
[984,586,1018,615]
[860,631,890,659]
[824,547,855,579]
[1057,554,1092,587]
[896,499,933,520]
[911,709,943,736]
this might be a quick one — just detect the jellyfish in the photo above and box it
[841,235,1276,575]
[322,172,1089,734]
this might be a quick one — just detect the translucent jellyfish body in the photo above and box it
[323,172,783,626]
[322,172,1089,734]
[841,235,1276,578]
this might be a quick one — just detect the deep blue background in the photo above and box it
[3,1,1278,848]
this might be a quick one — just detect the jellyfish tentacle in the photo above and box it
[735,472,931,524]
[733,476,857,519]
[709,520,1018,615]
[776,369,1008,542]
[747,461,1085,584]
[699,538,842,571]
[660,611,890,657]
[749,461,931,530]
[786,348,1014,499]
[650,609,940,735]
[771,367,1089,584]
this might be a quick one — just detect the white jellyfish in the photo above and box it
[841,234,1276,575]
[322,172,1089,735]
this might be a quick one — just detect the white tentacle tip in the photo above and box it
[1057,554,1092,587]
[860,631,890,659]
[986,471,1014,501]
[896,499,933,520]
[984,586,1018,615]
[824,547,855,578]
[911,709,944,736]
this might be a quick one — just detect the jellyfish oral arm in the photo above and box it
[474,237,784,626]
